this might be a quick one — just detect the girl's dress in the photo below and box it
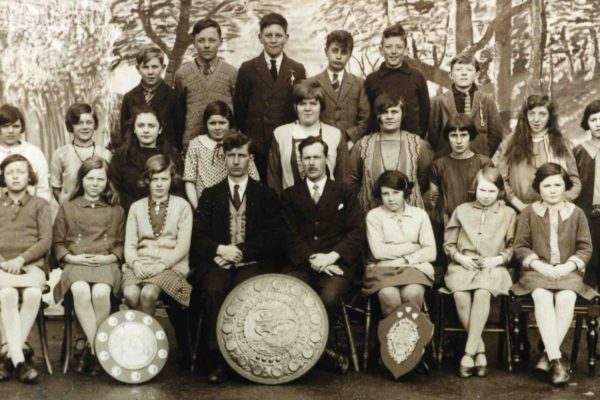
[443,200,516,296]
[363,205,436,296]
[122,195,193,306]
[0,193,51,289]
[183,134,260,199]
[511,201,597,300]
[350,131,433,212]
[53,197,125,301]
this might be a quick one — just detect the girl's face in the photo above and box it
[475,177,499,207]
[588,111,600,139]
[448,129,470,155]
[82,168,107,201]
[149,169,171,200]
[134,113,162,148]
[380,185,405,212]
[206,114,230,142]
[527,106,550,134]
[295,98,321,127]
[539,174,566,206]
[72,113,96,145]
[0,120,23,148]
[3,160,30,193]
[379,104,403,133]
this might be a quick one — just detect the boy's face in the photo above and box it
[138,57,164,87]
[325,42,351,72]
[449,63,479,89]
[258,24,288,58]
[380,36,407,68]
[193,27,222,62]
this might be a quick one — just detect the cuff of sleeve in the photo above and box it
[54,248,71,263]
[111,252,123,264]
[405,254,417,265]
[18,251,32,265]
[568,255,586,271]
[522,253,539,269]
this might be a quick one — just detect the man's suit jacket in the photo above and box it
[309,71,371,143]
[234,52,306,155]
[281,179,365,280]
[191,178,282,278]
[119,81,185,151]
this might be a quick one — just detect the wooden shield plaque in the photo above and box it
[94,310,169,384]
[217,274,328,384]
[378,302,434,379]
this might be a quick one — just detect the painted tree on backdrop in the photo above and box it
[110,0,284,84]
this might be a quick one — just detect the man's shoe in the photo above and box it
[550,358,570,386]
[15,361,38,384]
[323,348,349,374]
[208,364,229,384]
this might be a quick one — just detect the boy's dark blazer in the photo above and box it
[234,52,307,156]
[281,178,365,280]
[191,177,282,280]
[309,70,371,143]
[119,81,185,151]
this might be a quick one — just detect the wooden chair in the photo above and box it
[435,288,513,372]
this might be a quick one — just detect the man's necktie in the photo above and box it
[233,184,242,209]
[312,184,320,204]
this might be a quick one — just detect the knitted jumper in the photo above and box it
[174,58,237,147]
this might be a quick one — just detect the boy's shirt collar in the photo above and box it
[264,52,284,71]
[326,68,345,83]
[378,60,411,76]
[195,57,219,74]
[452,83,477,95]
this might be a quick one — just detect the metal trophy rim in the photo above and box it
[94,309,169,384]
[216,273,329,385]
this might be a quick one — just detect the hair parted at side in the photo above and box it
[292,80,326,111]
[443,114,478,142]
[581,99,600,131]
[139,154,181,191]
[192,18,222,38]
[259,12,288,33]
[298,136,329,158]
[65,103,98,133]
[202,100,234,130]
[222,130,252,153]
[70,156,119,205]
[381,23,407,46]
[0,104,26,132]
[0,154,38,187]
[450,53,480,72]
[135,45,165,66]
[325,30,354,53]
[531,162,573,194]
[372,170,413,200]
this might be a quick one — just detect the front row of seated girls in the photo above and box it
[0,140,597,387]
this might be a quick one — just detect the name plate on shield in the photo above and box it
[217,274,328,384]
[95,310,169,384]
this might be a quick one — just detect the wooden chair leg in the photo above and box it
[190,311,203,373]
[37,307,53,375]
[502,297,513,373]
[62,300,72,374]
[363,297,371,370]
[570,314,584,365]
[510,305,521,367]
[518,312,531,362]
[341,303,359,372]
[436,294,445,370]
[587,314,598,377]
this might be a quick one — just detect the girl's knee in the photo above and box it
[91,284,111,302]
[123,285,140,303]
[378,287,400,303]
[401,285,425,303]
[140,286,160,303]
[531,288,552,303]
[70,281,91,300]
[473,289,491,301]
[21,287,42,302]
[0,287,19,305]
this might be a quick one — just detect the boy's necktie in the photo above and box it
[232,184,242,209]
[464,91,471,115]
[332,73,340,91]
[203,61,211,75]
[270,59,278,81]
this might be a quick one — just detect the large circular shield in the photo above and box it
[94,310,169,384]
[217,274,328,384]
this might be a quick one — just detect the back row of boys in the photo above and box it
[120,12,504,179]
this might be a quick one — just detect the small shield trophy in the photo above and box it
[378,302,434,379]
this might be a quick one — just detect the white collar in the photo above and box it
[581,139,600,159]
[531,201,575,220]
[0,141,24,152]
[228,176,249,196]
[199,134,219,150]
[327,68,344,83]
[264,52,283,70]
[306,175,327,194]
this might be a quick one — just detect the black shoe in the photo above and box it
[22,343,34,363]
[208,364,229,384]
[0,357,13,382]
[15,361,38,384]
[458,353,475,379]
[88,354,102,377]
[323,348,349,374]
[76,344,94,375]
[550,358,570,386]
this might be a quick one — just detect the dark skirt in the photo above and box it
[511,270,598,300]
[363,266,432,296]
[53,262,122,302]
[122,267,191,307]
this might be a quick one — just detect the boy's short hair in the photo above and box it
[450,53,481,72]
[192,18,222,39]
[381,23,407,46]
[0,154,38,187]
[223,131,252,154]
[0,104,26,132]
[292,80,326,111]
[531,162,574,193]
[259,12,288,33]
[581,99,600,131]
[325,30,354,53]
[135,46,165,66]
[442,114,478,142]
[65,103,98,133]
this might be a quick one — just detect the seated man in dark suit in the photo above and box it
[190,132,282,383]
[281,136,365,373]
